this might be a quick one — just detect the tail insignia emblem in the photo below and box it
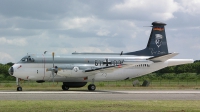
[155,34,163,48]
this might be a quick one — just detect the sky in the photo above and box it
[0,0,200,64]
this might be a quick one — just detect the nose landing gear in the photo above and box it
[16,78,22,91]
[17,86,22,91]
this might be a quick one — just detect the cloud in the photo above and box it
[0,52,14,64]
[0,37,27,46]
[0,0,199,63]
[61,17,96,30]
[179,0,200,15]
[111,0,179,21]
[96,29,110,36]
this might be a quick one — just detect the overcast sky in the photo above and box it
[0,0,200,64]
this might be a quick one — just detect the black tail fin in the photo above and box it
[124,21,168,56]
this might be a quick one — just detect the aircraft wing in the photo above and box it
[84,64,126,73]
[47,64,129,75]
[47,59,152,76]
[148,53,179,62]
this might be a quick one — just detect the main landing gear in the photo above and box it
[88,84,96,91]
[88,78,96,91]
[62,85,69,91]
[16,78,22,91]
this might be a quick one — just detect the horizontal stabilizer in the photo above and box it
[167,59,194,67]
[148,53,179,62]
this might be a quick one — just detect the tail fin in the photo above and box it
[124,21,168,56]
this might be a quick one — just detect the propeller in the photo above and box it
[52,52,57,84]
[52,66,58,83]
[46,52,59,84]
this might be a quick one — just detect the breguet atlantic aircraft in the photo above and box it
[9,21,194,91]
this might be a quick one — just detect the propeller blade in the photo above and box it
[52,52,55,84]
[52,71,54,83]
[55,66,58,74]
[52,52,54,68]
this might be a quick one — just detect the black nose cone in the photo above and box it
[8,67,14,76]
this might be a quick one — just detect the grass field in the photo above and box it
[1,80,200,112]
[1,80,200,90]
[0,100,200,112]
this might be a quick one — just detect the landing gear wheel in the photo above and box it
[17,87,22,91]
[88,84,96,91]
[62,85,69,91]
[16,78,22,91]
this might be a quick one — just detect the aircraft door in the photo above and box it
[65,64,72,77]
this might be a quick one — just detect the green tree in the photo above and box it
[0,74,5,81]
[0,63,15,81]
[6,62,14,66]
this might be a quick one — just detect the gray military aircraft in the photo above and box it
[8,21,194,91]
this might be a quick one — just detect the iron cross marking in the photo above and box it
[103,59,112,66]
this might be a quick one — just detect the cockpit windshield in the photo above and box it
[21,55,35,62]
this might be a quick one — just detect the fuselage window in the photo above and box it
[21,58,25,61]
[28,56,31,61]
[135,64,150,67]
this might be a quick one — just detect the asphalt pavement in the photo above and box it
[0,90,200,100]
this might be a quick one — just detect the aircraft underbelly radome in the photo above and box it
[8,21,194,91]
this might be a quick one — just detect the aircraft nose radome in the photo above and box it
[8,67,14,76]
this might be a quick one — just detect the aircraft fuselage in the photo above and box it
[11,54,193,83]
[11,54,167,82]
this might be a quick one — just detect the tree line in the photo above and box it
[157,60,200,73]
[0,62,15,81]
[0,61,200,81]
[145,60,200,81]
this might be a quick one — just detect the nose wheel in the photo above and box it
[88,84,96,91]
[17,86,22,91]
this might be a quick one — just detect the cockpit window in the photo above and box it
[21,58,25,61]
[21,56,34,62]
